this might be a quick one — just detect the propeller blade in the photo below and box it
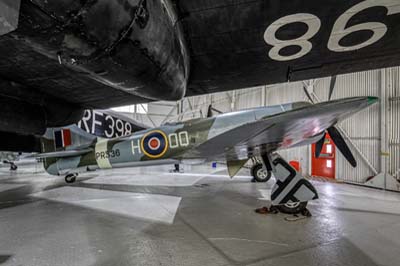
[327,127,357,168]
[315,133,326,158]
[303,84,315,104]
[328,75,337,101]
[207,105,213,118]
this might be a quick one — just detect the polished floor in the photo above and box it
[0,163,400,266]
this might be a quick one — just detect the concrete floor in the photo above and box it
[0,164,400,266]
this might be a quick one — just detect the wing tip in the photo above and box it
[367,96,379,105]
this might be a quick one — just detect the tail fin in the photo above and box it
[41,125,96,153]
[40,125,96,172]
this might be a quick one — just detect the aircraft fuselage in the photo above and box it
[43,102,312,175]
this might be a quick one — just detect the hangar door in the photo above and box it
[311,134,336,179]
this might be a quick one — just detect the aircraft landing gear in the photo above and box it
[10,163,17,171]
[276,202,308,214]
[251,164,272,183]
[3,160,18,171]
[65,173,78,184]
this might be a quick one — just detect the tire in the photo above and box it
[65,174,77,184]
[10,164,17,171]
[251,164,272,183]
[277,202,308,214]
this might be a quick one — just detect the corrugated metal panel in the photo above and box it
[389,67,400,179]
[278,146,310,176]
[209,92,233,113]
[315,71,380,183]
[265,81,306,105]
[236,87,263,110]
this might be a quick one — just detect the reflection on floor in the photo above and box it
[33,187,182,224]
[0,163,400,266]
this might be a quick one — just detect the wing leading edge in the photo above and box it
[187,97,378,161]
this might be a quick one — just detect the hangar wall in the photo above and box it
[389,68,400,181]
[132,67,399,187]
[315,71,380,183]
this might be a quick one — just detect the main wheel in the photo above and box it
[65,174,77,184]
[251,164,272,183]
[10,164,17,171]
[277,202,308,214]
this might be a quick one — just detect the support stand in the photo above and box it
[262,153,319,206]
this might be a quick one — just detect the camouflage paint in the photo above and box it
[41,103,292,175]
[40,98,377,176]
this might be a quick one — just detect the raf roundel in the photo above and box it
[141,130,169,159]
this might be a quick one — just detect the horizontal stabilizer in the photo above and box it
[27,148,92,159]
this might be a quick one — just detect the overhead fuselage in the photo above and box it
[1,0,398,137]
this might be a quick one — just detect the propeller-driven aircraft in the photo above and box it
[33,96,379,214]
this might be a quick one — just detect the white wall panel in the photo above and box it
[314,71,381,183]
[389,68,400,179]
[265,82,306,105]
[236,87,264,110]
[278,146,310,176]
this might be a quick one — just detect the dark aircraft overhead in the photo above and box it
[0,0,399,135]
[0,108,148,153]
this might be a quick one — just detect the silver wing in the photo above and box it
[187,97,378,161]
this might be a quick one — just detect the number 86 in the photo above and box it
[264,0,400,62]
